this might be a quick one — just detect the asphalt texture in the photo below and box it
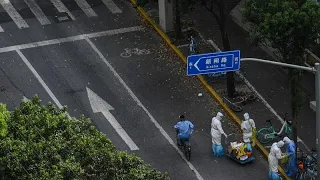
[0,0,270,179]
[183,2,317,151]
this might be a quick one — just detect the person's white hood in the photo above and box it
[215,112,224,121]
[283,137,291,144]
[243,113,250,121]
[277,140,284,148]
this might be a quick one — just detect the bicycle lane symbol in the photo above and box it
[120,48,151,58]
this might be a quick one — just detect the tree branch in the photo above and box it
[200,0,221,25]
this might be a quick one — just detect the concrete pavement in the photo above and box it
[0,0,270,179]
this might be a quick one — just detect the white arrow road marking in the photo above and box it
[86,38,204,180]
[86,87,139,151]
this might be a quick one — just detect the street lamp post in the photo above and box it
[315,63,320,176]
[240,58,320,174]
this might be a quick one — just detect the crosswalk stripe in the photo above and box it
[0,25,4,32]
[24,0,51,25]
[49,0,75,20]
[74,0,97,17]
[102,0,122,14]
[0,0,29,29]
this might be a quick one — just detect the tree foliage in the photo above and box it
[242,0,320,145]
[0,104,8,138]
[243,0,320,63]
[0,95,169,180]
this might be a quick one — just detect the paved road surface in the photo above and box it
[0,0,269,179]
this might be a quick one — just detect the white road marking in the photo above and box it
[87,87,139,150]
[85,38,204,180]
[102,0,122,14]
[207,39,311,152]
[16,49,71,118]
[49,0,75,20]
[0,0,29,28]
[24,0,51,25]
[0,26,144,53]
[74,0,97,17]
[0,25,4,32]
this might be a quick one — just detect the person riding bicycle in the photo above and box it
[174,115,194,146]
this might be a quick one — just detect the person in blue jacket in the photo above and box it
[174,115,194,146]
[283,137,297,178]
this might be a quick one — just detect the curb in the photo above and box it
[129,1,291,179]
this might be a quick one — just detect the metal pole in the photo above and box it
[315,63,320,176]
[241,58,316,72]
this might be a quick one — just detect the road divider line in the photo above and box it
[129,0,291,179]
[74,0,97,17]
[24,0,51,25]
[0,0,29,29]
[50,0,75,20]
[0,26,144,53]
[16,49,71,118]
[102,0,122,14]
[85,37,204,180]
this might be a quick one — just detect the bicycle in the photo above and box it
[179,138,191,161]
[222,93,257,112]
[120,48,151,58]
[257,113,292,144]
[296,148,317,180]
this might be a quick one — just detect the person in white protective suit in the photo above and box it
[268,140,285,180]
[241,113,256,152]
[211,112,227,157]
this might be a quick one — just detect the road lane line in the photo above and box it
[85,38,204,180]
[0,25,4,32]
[16,49,71,118]
[0,0,29,28]
[49,0,75,20]
[0,26,144,53]
[24,0,51,25]
[74,0,97,17]
[102,0,122,14]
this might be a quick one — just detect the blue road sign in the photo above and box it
[187,50,241,76]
